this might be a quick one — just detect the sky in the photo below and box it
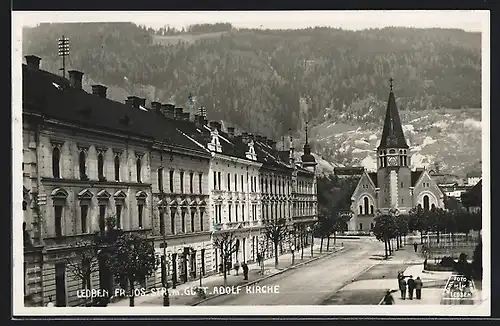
[17,10,487,32]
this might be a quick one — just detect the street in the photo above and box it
[196,238,384,305]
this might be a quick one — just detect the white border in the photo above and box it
[12,10,491,317]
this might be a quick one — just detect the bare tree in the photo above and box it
[262,217,290,268]
[212,230,239,286]
[64,240,100,306]
[256,234,270,274]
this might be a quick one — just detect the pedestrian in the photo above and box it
[413,242,418,253]
[46,295,55,307]
[399,277,407,300]
[256,253,262,267]
[407,275,415,300]
[383,290,395,305]
[242,262,249,280]
[414,276,423,300]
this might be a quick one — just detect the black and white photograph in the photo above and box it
[12,10,490,316]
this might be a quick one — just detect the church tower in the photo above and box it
[376,78,412,213]
[301,121,317,173]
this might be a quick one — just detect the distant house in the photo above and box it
[466,171,481,187]
[461,180,482,213]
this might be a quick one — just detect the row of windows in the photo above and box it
[358,197,375,215]
[260,175,292,195]
[212,172,260,193]
[378,155,408,167]
[52,145,143,183]
[158,209,205,235]
[157,168,203,194]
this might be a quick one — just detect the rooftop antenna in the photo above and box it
[58,35,70,79]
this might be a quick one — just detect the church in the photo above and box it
[339,79,445,232]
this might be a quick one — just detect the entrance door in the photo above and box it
[55,262,66,307]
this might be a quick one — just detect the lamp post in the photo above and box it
[158,202,170,306]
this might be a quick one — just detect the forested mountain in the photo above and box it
[22,22,482,175]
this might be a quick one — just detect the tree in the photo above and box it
[212,231,239,286]
[427,207,447,244]
[408,205,428,244]
[262,217,290,268]
[64,240,100,306]
[455,209,474,240]
[315,210,334,253]
[373,214,397,259]
[330,214,349,249]
[106,233,159,307]
[394,214,409,250]
[472,240,482,279]
[443,210,458,243]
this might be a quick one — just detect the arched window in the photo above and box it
[79,150,87,180]
[359,205,363,215]
[52,147,61,178]
[423,195,430,211]
[431,203,436,210]
[114,155,120,181]
[370,205,374,215]
[136,157,142,183]
[97,153,105,180]
[363,197,369,216]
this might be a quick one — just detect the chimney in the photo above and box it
[126,96,141,108]
[227,127,235,139]
[194,114,202,128]
[68,70,84,90]
[162,104,175,119]
[248,133,255,143]
[151,102,162,113]
[91,85,107,99]
[204,118,208,126]
[242,132,249,144]
[175,107,183,120]
[214,121,222,131]
[271,140,277,150]
[209,121,218,131]
[139,98,146,108]
[25,55,41,70]
[182,112,190,121]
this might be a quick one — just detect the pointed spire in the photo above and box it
[378,78,408,149]
[301,120,316,166]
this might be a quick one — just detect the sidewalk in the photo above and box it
[109,241,343,306]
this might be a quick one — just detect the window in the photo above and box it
[359,205,363,215]
[359,223,363,230]
[370,205,374,215]
[116,205,122,229]
[80,205,88,234]
[370,223,374,230]
[55,262,67,307]
[159,211,165,235]
[99,205,106,234]
[218,172,221,190]
[431,203,436,210]
[55,205,63,237]
[81,258,91,290]
[52,147,61,178]
[227,173,231,191]
[158,168,164,192]
[364,198,369,216]
[97,153,105,180]
[135,157,143,183]
[198,173,203,194]
[242,204,245,221]
[228,205,232,222]
[114,155,120,181]
[180,171,184,193]
[138,204,144,228]
[423,195,430,211]
[181,211,186,233]
[235,174,238,191]
[170,170,174,192]
[213,171,217,190]
[200,211,204,231]
[241,175,244,192]
[191,211,195,232]
[401,182,404,188]
[170,210,176,234]
[190,172,194,194]
[79,150,87,180]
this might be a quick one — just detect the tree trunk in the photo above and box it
[451,232,455,244]
[274,241,279,268]
[384,240,388,259]
[388,238,392,255]
[129,279,135,307]
[326,236,330,251]
[420,231,424,244]
[396,236,400,250]
[320,237,324,253]
[437,231,440,244]
[334,231,337,245]
[223,257,227,286]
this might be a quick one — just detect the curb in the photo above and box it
[191,246,346,306]
[378,280,449,305]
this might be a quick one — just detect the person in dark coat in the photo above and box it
[383,290,395,305]
[414,277,423,299]
[399,277,407,299]
[242,262,249,280]
[407,275,415,300]
[413,242,418,253]
[256,253,262,266]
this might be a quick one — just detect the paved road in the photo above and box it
[197,238,384,305]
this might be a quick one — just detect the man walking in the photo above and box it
[399,277,407,300]
[242,262,249,280]
[407,275,415,300]
[414,277,423,300]
[413,242,418,253]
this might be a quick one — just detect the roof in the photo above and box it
[334,167,365,176]
[411,171,423,187]
[22,65,209,155]
[368,172,378,187]
[466,171,481,178]
[378,90,409,149]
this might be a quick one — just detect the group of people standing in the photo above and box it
[398,271,423,300]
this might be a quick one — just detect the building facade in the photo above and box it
[346,81,444,232]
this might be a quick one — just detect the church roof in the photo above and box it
[368,172,378,187]
[378,82,409,149]
[411,171,423,187]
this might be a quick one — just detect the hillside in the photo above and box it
[21,22,482,176]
